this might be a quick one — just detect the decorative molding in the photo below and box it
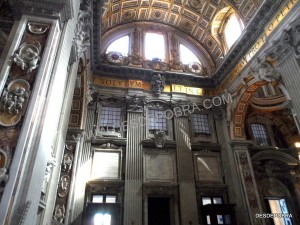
[9,0,71,23]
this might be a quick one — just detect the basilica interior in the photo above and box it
[0,0,300,225]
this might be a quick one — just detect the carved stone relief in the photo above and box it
[0,79,30,126]
[53,204,65,223]
[12,42,41,73]
[126,95,146,111]
[62,153,73,172]
[251,58,281,82]
[153,130,167,148]
[27,22,49,35]
[58,175,70,198]
[53,143,76,222]
[150,74,165,96]
[0,21,50,202]
[74,5,92,58]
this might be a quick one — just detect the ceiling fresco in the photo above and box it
[100,0,263,64]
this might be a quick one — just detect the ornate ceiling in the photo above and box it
[100,0,263,64]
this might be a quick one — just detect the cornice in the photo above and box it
[9,0,73,24]
[94,64,215,88]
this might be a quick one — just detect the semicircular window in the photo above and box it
[106,35,129,56]
[224,13,244,50]
[179,44,201,64]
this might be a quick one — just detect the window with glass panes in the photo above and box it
[92,194,117,203]
[192,114,210,134]
[99,106,122,131]
[251,123,271,146]
[148,109,167,132]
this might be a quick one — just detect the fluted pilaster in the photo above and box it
[213,110,250,225]
[124,111,144,225]
[174,116,199,225]
[231,141,265,225]
[279,54,300,127]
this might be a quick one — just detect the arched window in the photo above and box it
[251,123,271,146]
[179,44,200,64]
[224,13,244,50]
[144,32,165,60]
[106,35,129,56]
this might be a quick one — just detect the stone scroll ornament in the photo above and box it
[12,42,41,73]
[0,79,30,127]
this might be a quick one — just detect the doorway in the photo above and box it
[148,197,171,225]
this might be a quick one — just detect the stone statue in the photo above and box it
[151,74,166,96]
[251,58,281,82]
[225,90,238,122]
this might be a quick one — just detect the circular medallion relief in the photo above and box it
[107,51,124,64]
[188,62,202,74]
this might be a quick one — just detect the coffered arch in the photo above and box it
[100,22,216,74]
[99,0,262,65]
[231,76,298,143]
